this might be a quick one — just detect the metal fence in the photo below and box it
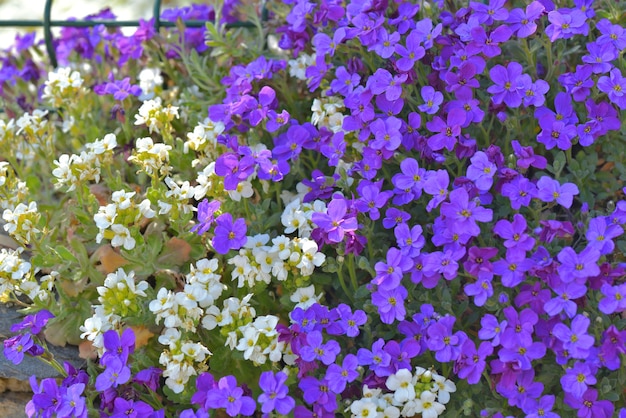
[0,0,265,67]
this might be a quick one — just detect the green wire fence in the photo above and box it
[0,0,266,67]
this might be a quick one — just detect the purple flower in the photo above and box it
[426,315,466,362]
[561,362,597,398]
[312,197,358,243]
[552,314,595,359]
[335,304,367,337]
[488,62,525,108]
[493,214,536,257]
[500,307,538,349]
[110,398,156,418]
[57,383,87,418]
[299,331,340,365]
[373,247,413,290]
[324,354,359,393]
[586,216,623,255]
[101,328,135,366]
[382,207,410,229]
[597,68,626,109]
[506,1,545,38]
[357,339,392,377]
[206,375,256,417]
[101,77,142,101]
[536,115,577,150]
[299,377,337,412]
[582,43,617,74]
[418,86,443,114]
[536,176,579,208]
[95,356,131,391]
[468,26,512,58]
[423,169,450,212]
[455,339,493,384]
[191,199,221,235]
[426,108,466,151]
[557,246,601,282]
[598,283,626,314]
[212,213,247,254]
[395,223,425,258]
[258,371,295,415]
[466,151,497,191]
[559,65,594,101]
[394,29,425,72]
[464,272,494,307]
[564,389,614,418]
[597,18,626,50]
[3,334,34,364]
[367,69,407,101]
[544,281,587,318]
[369,116,403,151]
[440,187,493,237]
[545,9,588,42]
[372,285,408,324]
[493,249,533,287]
[214,152,255,190]
[329,66,360,96]
[522,395,559,418]
[469,0,509,25]
[511,140,547,170]
[371,28,400,59]
[10,310,54,334]
[478,314,507,347]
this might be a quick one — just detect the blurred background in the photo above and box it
[0,0,186,49]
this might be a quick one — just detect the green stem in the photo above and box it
[347,253,359,292]
[336,261,354,303]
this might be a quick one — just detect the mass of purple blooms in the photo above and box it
[3,0,626,416]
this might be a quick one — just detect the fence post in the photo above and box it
[43,0,57,68]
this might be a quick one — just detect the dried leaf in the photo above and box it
[157,237,192,266]
[94,245,128,274]
[78,340,98,360]
[130,325,154,349]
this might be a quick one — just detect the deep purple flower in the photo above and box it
[214,153,255,190]
[511,140,547,170]
[212,213,247,254]
[258,371,295,415]
[10,310,54,335]
[335,305,367,337]
[110,398,156,418]
[501,307,538,349]
[382,207,410,229]
[101,328,135,366]
[522,395,560,418]
[536,114,578,150]
[559,65,594,101]
[357,339,392,377]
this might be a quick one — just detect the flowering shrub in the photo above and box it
[1,0,626,417]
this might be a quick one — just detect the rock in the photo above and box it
[0,303,83,381]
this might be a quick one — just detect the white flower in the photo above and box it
[110,224,135,250]
[111,190,135,210]
[94,204,117,230]
[412,391,445,418]
[296,238,325,276]
[227,179,254,201]
[350,399,379,418]
[290,285,322,310]
[386,368,416,404]
[431,374,456,404]
[236,325,260,360]
[138,199,156,219]
[181,341,211,362]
